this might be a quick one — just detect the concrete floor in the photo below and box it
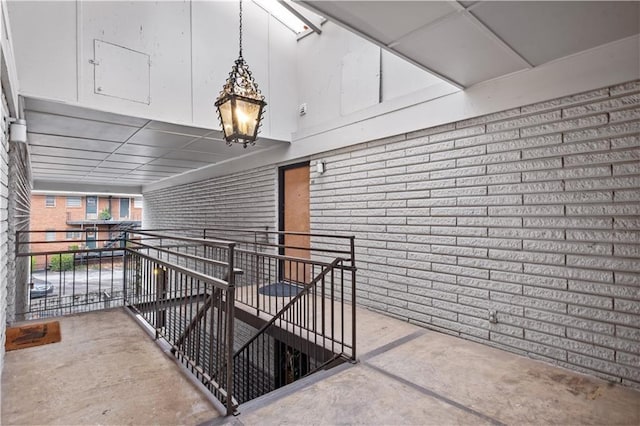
[2,307,640,425]
[223,308,640,426]
[2,309,216,425]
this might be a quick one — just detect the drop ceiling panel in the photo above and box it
[28,133,123,152]
[136,164,192,173]
[84,170,124,177]
[30,146,111,160]
[183,138,246,155]
[394,13,527,87]
[26,111,139,142]
[32,168,89,176]
[126,170,175,177]
[99,161,141,170]
[25,98,289,188]
[31,155,103,167]
[300,1,639,89]
[307,1,457,45]
[116,177,155,183]
[113,143,172,157]
[105,154,154,164]
[127,128,197,148]
[471,1,640,66]
[31,163,96,172]
[34,174,87,181]
[148,158,209,168]
[24,98,149,127]
[146,120,214,137]
[162,150,227,163]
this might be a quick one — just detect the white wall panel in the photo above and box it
[7,0,298,140]
[79,1,192,123]
[7,1,77,102]
[295,21,456,134]
[265,11,298,141]
[340,43,379,116]
[381,50,447,102]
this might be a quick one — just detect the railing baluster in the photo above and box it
[15,228,356,410]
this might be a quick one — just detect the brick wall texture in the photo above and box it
[145,80,640,387]
[1,89,9,378]
[7,138,31,322]
[144,165,276,231]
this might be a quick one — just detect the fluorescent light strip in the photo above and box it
[253,0,310,34]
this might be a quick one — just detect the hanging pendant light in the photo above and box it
[215,0,267,148]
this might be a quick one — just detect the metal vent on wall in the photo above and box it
[92,39,151,105]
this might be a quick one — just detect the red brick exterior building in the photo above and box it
[30,193,142,268]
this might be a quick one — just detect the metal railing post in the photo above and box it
[123,232,128,304]
[225,242,236,416]
[350,236,357,361]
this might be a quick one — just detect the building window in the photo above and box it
[45,230,56,241]
[45,195,56,207]
[134,198,143,209]
[66,229,82,239]
[120,198,130,218]
[66,196,82,207]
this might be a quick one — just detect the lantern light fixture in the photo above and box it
[215,0,267,148]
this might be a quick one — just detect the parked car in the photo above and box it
[30,278,54,298]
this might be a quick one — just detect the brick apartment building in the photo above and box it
[30,193,142,268]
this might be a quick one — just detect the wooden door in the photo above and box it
[281,163,310,284]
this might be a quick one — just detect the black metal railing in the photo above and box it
[15,227,357,414]
[124,235,238,415]
[15,230,130,320]
[126,229,356,406]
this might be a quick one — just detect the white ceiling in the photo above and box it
[300,1,640,88]
[26,98,288,189]
[25,1,639,191]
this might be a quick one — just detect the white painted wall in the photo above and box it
[143,34,639,192]
[295,21,453,131]
[7,0,298,140]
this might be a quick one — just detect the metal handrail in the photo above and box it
[233,257,343,358]
[127,239,241,272]
[132,230,236,248]
[17,227,357,411]
[125,249,231,290]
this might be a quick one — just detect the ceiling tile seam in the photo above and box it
[121,133,207,177]
[177,130,225,151]
[386,7,463,49]
[28,131,134,147]
[154,131,234,166]
[25,107,142,129]
[85,119,153,178]
[297,0,464,89]
[461,8,534,69]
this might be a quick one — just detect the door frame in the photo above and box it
[277,161,310,281]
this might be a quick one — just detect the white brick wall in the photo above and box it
[144,165,277,232]
[7,137,31,322]
[144,80,640,387]
[310,80,640,387]
[1,90,9,378]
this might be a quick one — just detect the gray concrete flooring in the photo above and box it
[2,306,640,425]
[1,309,216,425]
[227,308,640,426]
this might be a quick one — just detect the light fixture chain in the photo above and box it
[238,0,243,57]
